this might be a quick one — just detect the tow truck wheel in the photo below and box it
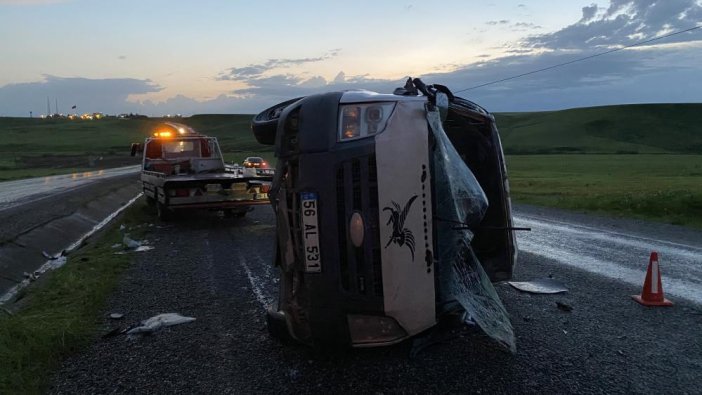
[156,201,171,221]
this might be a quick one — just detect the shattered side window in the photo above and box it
[427,101,516,353]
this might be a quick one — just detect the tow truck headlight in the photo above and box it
[338,103,395,142]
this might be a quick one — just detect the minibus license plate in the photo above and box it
[300,192,321,273]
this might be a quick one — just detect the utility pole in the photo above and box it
[47,97,50,117]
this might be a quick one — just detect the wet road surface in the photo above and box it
[0,166,140,211]
[50,204,702,394]
[514,207,702,304]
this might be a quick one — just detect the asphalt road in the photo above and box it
[50,204,702,394]
[0,165,140,211]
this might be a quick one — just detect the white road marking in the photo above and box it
[514,214,702,305]
[237,251,274,310]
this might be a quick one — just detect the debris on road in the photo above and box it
[556,301,573,312]
[114,245,154,254]
[42,250,66,260]
[122,234,142,249]
[102,313,196,339]
[508,278,568,294]
[114,234,154,254]
[22,271,38,281]
[126,313,196,335]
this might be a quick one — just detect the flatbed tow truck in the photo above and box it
[130,122,273,220]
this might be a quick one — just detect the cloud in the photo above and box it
[0,75,161,116]
[218,49,341,82]
[118,55,126,60]
[4,1,701,117]
[220,0,702,114]
[511,22,543,31]
[229,71,397,98]
[523,0,702,50]
[414,0,702,111]
[581,4,600,22]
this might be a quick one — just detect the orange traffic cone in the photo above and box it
[632,252,673,306]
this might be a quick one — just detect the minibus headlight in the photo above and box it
[338,103,395,142]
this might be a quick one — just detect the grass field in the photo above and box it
[506,154,702,227]
[0,202,152,393]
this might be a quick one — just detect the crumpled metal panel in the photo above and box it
[428,100,516,353]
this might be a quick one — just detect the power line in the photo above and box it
[454,24,702,94]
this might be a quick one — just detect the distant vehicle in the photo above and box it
[243,156,268,168]
[252,78,518,350]
[130,123,272,220]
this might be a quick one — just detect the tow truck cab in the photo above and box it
[257,88,516,347]
[131,122,272,219]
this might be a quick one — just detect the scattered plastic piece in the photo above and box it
[556,301,573,312]
[122,234,142,249]
[41,250,66,260]
[126,313,196,335]
[111,243,122,249]
[508,278,568,294]
[114,245,154,254]
[22,272,37,281]
[42,251,58,260]
[110,313,124,320]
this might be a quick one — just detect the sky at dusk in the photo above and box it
[0,0,701,116]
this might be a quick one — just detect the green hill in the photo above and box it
[494,103,702,154]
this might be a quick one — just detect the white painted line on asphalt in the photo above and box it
[0,193,143,305]
[238,251,273,310]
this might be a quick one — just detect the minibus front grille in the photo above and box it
[335,154,382,298]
